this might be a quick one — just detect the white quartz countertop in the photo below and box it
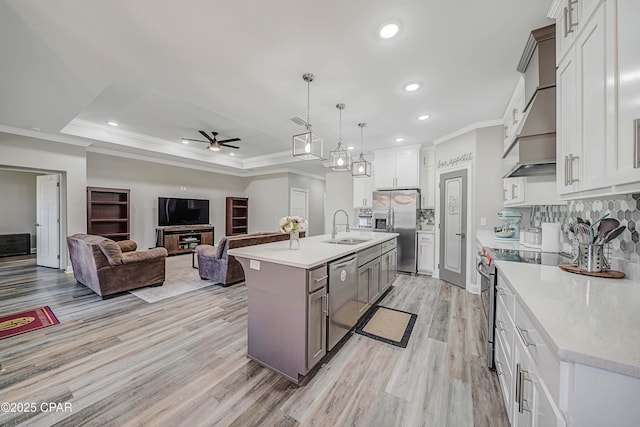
[495,260,640,378]
[476,229,542,252]
[228,231,399,269]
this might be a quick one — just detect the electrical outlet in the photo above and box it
[480,217,487,226]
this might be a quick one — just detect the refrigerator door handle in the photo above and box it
[389,209,395,231]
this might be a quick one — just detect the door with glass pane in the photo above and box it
[438,170,467,288]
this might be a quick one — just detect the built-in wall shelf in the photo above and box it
[87,187,131,241]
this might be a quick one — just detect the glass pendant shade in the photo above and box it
[292,72,323,161]
[351,122,371,177]
[329,142,351,171]
[292,126,323,160]
[351,152,371,177]
[329,103,350,171]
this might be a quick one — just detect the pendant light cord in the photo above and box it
[339,108,342,144]
[306,81,311,131]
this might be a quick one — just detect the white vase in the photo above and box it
[289,229,300,250]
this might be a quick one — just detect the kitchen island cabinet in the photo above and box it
[229,231,398,383]
[494,261,640,426]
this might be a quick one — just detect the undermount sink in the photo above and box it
[323,237,372,245]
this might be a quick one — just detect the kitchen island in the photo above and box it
[228,231,398,383]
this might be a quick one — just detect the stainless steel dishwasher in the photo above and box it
[328,254,358,350]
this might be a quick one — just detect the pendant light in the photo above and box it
[351,122,371,177]
[329,103,351,171]
[292,73,323,160]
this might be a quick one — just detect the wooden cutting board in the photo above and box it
[559,264,625,279]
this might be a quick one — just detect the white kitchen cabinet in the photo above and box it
[503,76,526,155]
[608,0,640,185]
[352,174,374,208]
[552,0,640,197]
[373,146,420,190]
[417,232,434,274]
[419,148,436,208]
[503,177,525,205]
[555,0,601,63]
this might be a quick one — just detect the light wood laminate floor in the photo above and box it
[0,258,509,426]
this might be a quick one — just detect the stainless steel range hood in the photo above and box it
[504,24,556,178]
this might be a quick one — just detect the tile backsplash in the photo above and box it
[532,193,640,279]
[418,209,435,229]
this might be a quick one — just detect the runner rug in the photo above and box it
[355,306,417,348]
[0,306,59,340]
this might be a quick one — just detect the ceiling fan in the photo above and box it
[182,131,241,151]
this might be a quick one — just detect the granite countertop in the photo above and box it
[495,260,640,378]
[228,231,399,269]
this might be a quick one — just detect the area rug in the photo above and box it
[355,306,417,348]
[129,255,224,303]
[0,306,59,340]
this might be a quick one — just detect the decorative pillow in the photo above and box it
[97,239,123,265]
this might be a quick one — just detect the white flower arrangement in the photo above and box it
[279,216,308,234]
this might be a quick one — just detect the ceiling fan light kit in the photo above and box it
[351,122,371,178]
[292,73,323,161]
[329,103,351,172]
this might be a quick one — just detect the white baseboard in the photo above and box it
[64,266,73,274]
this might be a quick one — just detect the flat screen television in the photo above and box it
[158,197,209,226]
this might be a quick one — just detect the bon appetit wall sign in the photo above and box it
[437,152,474,168]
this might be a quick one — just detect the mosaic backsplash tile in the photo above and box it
[533,193,640,266]
[418,209,435,228]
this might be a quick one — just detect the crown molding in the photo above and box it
[432,120,503,145]
[0,124,93,147]
[547,0,564,19]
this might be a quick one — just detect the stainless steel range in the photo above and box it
[477,247,573,369]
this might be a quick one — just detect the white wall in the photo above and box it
[0,133,87,269]
[288,173,325,236]
[245,173,289,233]
[475,126,506,233]
[86,152,247,249]
[0,170,39,250]
[324,170,354,234]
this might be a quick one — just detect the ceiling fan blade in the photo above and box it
[182,138,209,143]
[217,138,241,144]
[198,130,215,143]
[221,144,240,149]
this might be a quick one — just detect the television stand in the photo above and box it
[155,225,214,256]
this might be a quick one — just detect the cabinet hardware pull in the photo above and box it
[570,154,580,183]
[516,325,537,347]
[515,363,522,411]
[314,275,328,282]
[634,119,639,169]
[511,184,517,199]
[564,155,569,186]
[563,6,570,38]
[512,107,518,125]
[567,0,578,35]
[323,294,329,315]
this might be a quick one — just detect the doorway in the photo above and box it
[36,174,60,268]
[290,187,308,220]
[438,169,467,289]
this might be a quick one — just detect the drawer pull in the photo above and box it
[516,325,536,347]
[314,275,328,282]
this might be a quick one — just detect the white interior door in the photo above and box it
[36,174,60,268]
[290,187,308,220]
[439,170,467,288]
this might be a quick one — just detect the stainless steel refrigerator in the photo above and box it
[372,189,420,274]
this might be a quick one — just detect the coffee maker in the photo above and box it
[493,210,522,240]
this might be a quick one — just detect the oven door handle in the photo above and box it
[476,262,492,280]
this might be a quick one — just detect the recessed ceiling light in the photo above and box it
[106,121,120,127]
[395,137,405,142]
[417,114,431,121]
[229,152,235,156]
[379,23,399,39]
[404,83,421,92]
[31,127,40,131]
[181,139,190,144]
[347,146,355,150]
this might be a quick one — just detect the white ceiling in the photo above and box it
[0,0,552,176]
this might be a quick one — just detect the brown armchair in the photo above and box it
[196,231,304,286]
[67,234,168,298]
